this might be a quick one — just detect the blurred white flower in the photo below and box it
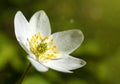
[14,10,86,73]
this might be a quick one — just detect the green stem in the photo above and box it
[17,63,31,84]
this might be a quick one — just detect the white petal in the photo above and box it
[43,55,86,73]
[14,11,33,52]
[51,29,84,54]
[27,56,48,72]
[29,10,51,38]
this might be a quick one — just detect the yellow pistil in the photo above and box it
[29,32,59,61]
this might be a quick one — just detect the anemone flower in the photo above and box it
[14,10,86,73]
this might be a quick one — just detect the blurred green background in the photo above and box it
[0,0,120,84]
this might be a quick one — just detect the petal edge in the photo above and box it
[28,56,48,72]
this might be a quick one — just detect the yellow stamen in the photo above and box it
[29,32,59,61]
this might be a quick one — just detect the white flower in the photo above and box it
[14,10,86,73]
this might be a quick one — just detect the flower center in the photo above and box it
[37,42,47,54]
[29,32,59,61]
